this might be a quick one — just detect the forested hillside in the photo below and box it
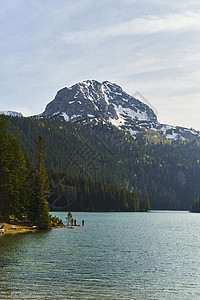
[6,115,200,210]
[49,172,150,212]
[0,116,150,214]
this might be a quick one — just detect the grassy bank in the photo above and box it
[0,222,36,236]
[0,214,65,237]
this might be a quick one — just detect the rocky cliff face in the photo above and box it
[41,80,200,141]
[42,80,157,122]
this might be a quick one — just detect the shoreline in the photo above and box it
[0,222,66,237]
[0,222,36,236]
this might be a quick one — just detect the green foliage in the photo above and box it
[66,210,73,226]
[9,215,20,224]
[49,173,150,212]
[190,197,200,212]
[49,214,64,227]
[0,117,52,229]
[27,136,50,229]
[0,116,27,219]
[5,115,200,210]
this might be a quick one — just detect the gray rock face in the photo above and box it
[42,80,157,123]
[41,80,200,141]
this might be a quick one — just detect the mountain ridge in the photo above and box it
[40,80,200,141]
[0,111,23,117]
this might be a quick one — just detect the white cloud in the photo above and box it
[62,11,200,44]
[1,0,200,129]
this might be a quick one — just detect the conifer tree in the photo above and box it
[0,116,10,218]
[28,136,50,229]
[0,116,26,219]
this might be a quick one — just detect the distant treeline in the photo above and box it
[49,172,150,212]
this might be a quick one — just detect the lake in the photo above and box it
[0,211,200,299]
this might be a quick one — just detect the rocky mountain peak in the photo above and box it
[40,80,200,141]
[42,80,157,124]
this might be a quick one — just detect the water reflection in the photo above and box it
[0,212,200,299]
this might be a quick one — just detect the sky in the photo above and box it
[1,0,200,130]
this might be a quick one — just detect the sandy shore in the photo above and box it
[0,222,36,236]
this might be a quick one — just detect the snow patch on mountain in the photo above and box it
[115,104,149,121]
[40,80,200,141]
[61,112,69,121]
[0,111,23,117]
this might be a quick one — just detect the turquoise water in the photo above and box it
[0,211,200,299]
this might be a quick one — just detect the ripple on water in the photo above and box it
[1,211,200,299]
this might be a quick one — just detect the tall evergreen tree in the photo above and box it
[0,116,26,219]
[28,136,50,229]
